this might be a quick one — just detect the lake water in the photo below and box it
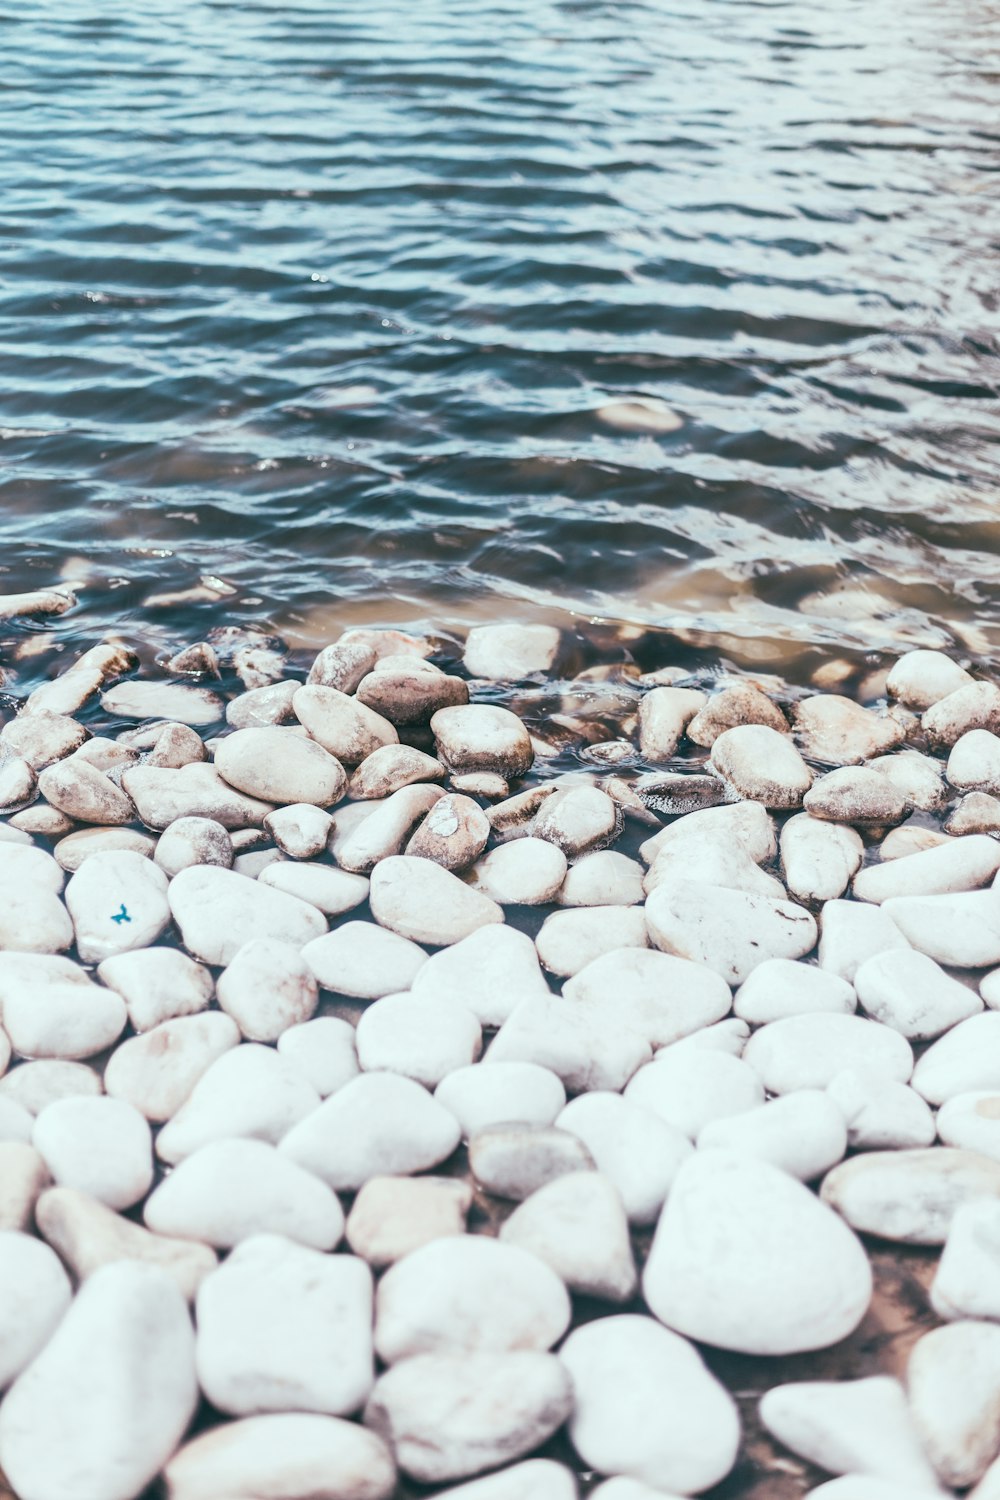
[2,0,999,678]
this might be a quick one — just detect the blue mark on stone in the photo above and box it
[111,904,131,925]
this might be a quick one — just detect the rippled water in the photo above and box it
[2,0,1000,676]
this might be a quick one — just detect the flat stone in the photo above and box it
[500,1171,636,1301]
[555,849,641,906]
[646,880,817,986]
[123,762,274,830]
[1,711,88,770]
[215,725,347,807]
[781,813,864,903]
[760,1376,941,1488]
[624,1049,763,1138]
[410,925,548,1026]
[854,948,982,1038]
[195,1234,373,1417]
[96,947,214,1031]
[469,1123,595,1200]
[644,1150,872,1354]
[0,1261,198,1500]
[887,649,973,709]
[645,832,786,902]
[23,643,136,718]
[710,724,812,807]
[556,1092,691,1226]
[639,799,777,867]
[435,1062,566,1139]
[363,1351,572,1484]
[431,704,534,778]
[291,685,397,764]
[912,1012,1000,1101]
[536,904,648,977]
[822,1146,1000,1243]
[631,770,735,818]
[163,1413,395,1500]
[855,834,1000,904]
[101,679,224,723]
[560,1314,739,1493]
[346,1175,472,1268]
[169,864,326,965]
[259,861,369,917]
[356,993,480,1086]
[0,1060,101,1118]
[280,1072,460,1191]
[883,887,1000,967]
[277,1016,359,1097]
[53,826,157,873]
[881,823,953,858]
[804,766,909,825]
[949,791,1000,835]
[65,849,170,962]
[8,805,73,837]
[156,1042,319,1164]
[450,771,509,799]
[215,938,318,1041]
[36,1186,217,1299]
[145,1137,344,1249]
[827,1066,936,1150]
[637,687,706,760]
[32,1095,152,1210]
[337,784,445,873]
[564,947,732,1047]
[818,898,910,983]
[356,665,468,726]
[734,958,856,1024]
[744,1012,913,1095]
[225,679,299,729]
[907,1320,1000,1487]
[794,696,906,765]
[153,815,235,878]
[369,854,503,946]
[924,680,1000,747]
[0,1230,72,1388]
[104,1012,240,1121]
[931,1198,1000,1321]
[487,992,651,1092]
[698,1089,847,1180]
[533,786,621,857]
[303,921,427,999]
[37,758,136,825]
[947,728,1000,794]
[471,838,568,906]
[349,744,445,800]
[4,979,126,1061]
[464,623,561,680]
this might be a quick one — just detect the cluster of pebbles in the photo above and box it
[2,617,1000,1500]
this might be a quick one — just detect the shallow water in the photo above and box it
[2,0,1000,678]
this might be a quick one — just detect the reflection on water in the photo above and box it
[1,0,999,682]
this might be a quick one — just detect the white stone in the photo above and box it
[145,1137,344,1249]
[346,1176,472,1268]
[639,799,776,867]
[356,993,481,1087]
[36,1186,217,1300]
[304,921,428,999]
[169,864,326,965]
[431,704,533,778]
[624,1049,763,1138]
[426,1460,577,1500]
[435,1062,565,1138]
[0,1231,72,1388]
[643,1150,872,1354]
[0,1059,101,1115]
[0,1261,198,1500]
[660,1016,748,1058]
[560,1315,739,1493]
[743,1013,913,1094]
[948,729,1000,792]
[793,695,906,765]
[924,680,1000,747]
[536,904,648,977]
[644,835,785,900]
[698,1090,847,1180]
[97,946,213,1031]
[887,649,973,709]
[123,761,273,830]
[3,979,126,1061]
[781,814,864,903]
[469,1123,594,1200]
[883,886,1000,967]
[363,1351,571,1484]
[225,680,298,730]
[487,992,651,1093]
[374,1233,570,1363]
[369,854,503,946]
[263,802,334,858]
[881,823,953,859]
[62,849,169,962]
[277,1016,359,1097]
[157,1042,320,1164]
[868,750,947,812]
[931,1199,1000,1321]
[37,758,135,826]
[0,1097,33,1143]
[215,725,346,806]
[101,679,223,723]
[280,1072,460,1191]
[1,710,88,770]
[564,947,733,1047]
[104,1012,240,1121]
[734,958,856,1024]
[827,1067,936,1150]
[500,1171,636,1301]
[686,683,788,747]
[464,623,560,680]
[533,786,619,858]
[469,837,567,906]
[356,664,467,726]
[913,1012,1000,1101]
[216,938,318,1040]
[854,948,982,1038]
[710,724,812,807]
[32,1095,152,1210]
[292,685,397,764]
[637,687,706,760]
[405,792,490,871]
[646,880,817,986]
[856,835,1000,906]
[349,744,445,800]
[411,925,548,1026]
[196,1234,373,1417]
[153,815,234,877]
[760,1376,941,1487]
[821,1147,1000,1243]
[938,1091,1000,1161]
[0,1143,49,1231]
[336,784,445,873]
[556,1092,692,1225]
[818,899,910,983]
[163,1413,396,1500]
[907,1320,1000,1487]
[558,849,643,906]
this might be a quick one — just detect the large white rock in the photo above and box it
[346,1175,472,1268]
[469,1123,594,1201]
[887,649,973,709]
[153,816,234,878]
[101,679,223,724]
[804,766,908,826]
[533,787,620,858]
[931,1198,1000,1321]
[556,1092,692,1225]
[0,1231,72,1388]
[263,801,334,858]
[144,1137,344,1250]
[563,948,732,1047]
[868,749,947,812]
[259,860,370,918]
[3,978,126,1061]
[536,905,648,977]
[214,725,346,806]
[64,850,170,962]
[821,1147,1000,1243]
[364,1351,571,1484]
[435,1063,566,1139]
[912,1012,1000,1101]
[939,1091,1000,1160]
[781,813,864,903]
[292,684,397,764]
[303,920,427,999]
[760,1376,941,1487]
[639,798,776,866]
[156,1042,320,1164]
[369,854,504,946]
[560,1314,739,1493]
[500,1171,637,1302]
[855,835,1000,904]
[698,1090,847,1181]
[32,1095,152,1210]
[0,1058,101,1116]
[854,948,982,1038]
[277,1016,359,1098]
[280,1072,461,1191]
[559,849,644,907]
[349,743,445,800]
[645,881,817,985]
[818,898,910,983]
[431,704,534,777]
[464,623,560,680]
[411,924,549,1026]
[486,992,651,1093]
[924,680,1000,747]
[123,762,273,830]
[827,1066,936,1150]
[471,838,568,906]
[196,1233,374,1417]
[624,1050,763,1138]
[0,1261,198,1500]
[215,938,318,1040]
[882,887,1000,967]
[637,687,706,760]
[169,864,326,965]
[907,1320,1000,1488]
[793,695,906,766]
[644,834,785,901]
[734,958,856,1024]
[355,993,481,1087]
[164,1413,395,1500]
[948,728,1000,792]
[374,1234,571,1363]
[710,724,812,807]
[405,792,490,871]
[686,683,788,747]
[336,784,444,873]
[97,946,214,1031]
[643,1150,872,1353]
[37,758,135,826]
[743,1012,913,1093]
[104,1012,240,1122]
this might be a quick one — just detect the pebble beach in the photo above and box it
[1,608,1000,1498]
